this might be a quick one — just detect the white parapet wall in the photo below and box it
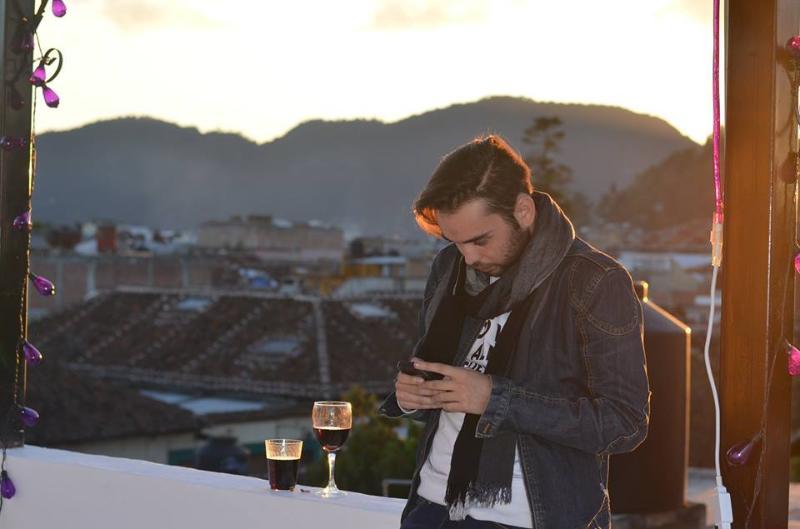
[2,445,405,529]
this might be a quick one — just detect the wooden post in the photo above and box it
[720,0,799,527]
[0,0,35,448]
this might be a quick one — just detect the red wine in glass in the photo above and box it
[313,427,351,452]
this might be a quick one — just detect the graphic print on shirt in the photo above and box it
[463,312,510,373]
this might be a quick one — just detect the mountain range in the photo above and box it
[34,96,697,237]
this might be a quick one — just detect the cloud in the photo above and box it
[369,0,488,31]
[664,0,711,23]
[98,0,221,32]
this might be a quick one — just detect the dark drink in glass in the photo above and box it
[313,427,351,452]
[268,457,300,491]
[265,439,302,491]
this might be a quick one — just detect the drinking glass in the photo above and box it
[265,439,303,491]
[312,401,352,497]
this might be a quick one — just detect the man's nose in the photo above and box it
[460,245,478,266]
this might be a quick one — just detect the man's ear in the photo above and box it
[514,193,536,230]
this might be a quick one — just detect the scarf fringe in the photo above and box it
[446,483,513,520]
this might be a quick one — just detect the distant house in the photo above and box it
[26,360,200,465]
[336,237,436,297]
[197,215,344,262]
[348,235,437,259]
[25,358,319,475]
[617,251,709,308]
[330,255,431,297]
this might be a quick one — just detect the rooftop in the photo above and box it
[28,289,421,398]
[25,361,199,446]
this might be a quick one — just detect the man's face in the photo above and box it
[437,197,533,277]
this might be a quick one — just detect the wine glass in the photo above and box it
[312,401,352,497]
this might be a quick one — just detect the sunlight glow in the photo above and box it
[37,0,715,144]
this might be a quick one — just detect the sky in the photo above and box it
[34,0,717,144]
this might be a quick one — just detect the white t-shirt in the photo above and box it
[417,284,533,528]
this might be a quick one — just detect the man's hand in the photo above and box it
[395,369,445,411]
[412,358,493,415]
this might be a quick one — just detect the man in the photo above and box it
[379,135,650,529]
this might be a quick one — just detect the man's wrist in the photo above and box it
[398,402,418,415]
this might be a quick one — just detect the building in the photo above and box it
[25,360,200,465]
[26,254,218,317]
[197,215,344,262]
[616,251,709,309]
[348,235,437,259]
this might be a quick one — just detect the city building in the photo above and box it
[197,215,344,262]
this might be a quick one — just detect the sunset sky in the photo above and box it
[36,0,717,144]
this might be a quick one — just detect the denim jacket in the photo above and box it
[379,194,650,529]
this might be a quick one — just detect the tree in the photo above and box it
[596,140,714,230]
[596,183,624,224]
[521,116,590,226]
[305,386,422,497]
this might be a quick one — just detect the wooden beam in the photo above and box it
[0,0,35,448]
[720,0,799,527]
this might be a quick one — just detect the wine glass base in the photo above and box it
[317,486,347,498]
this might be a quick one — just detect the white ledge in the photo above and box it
[3,445,404,529]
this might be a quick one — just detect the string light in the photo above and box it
[0,472,14,500]
[703,1,732,527]
[789,45,800,381]
[725,434,762,466]
[51,0,66,18]
[28,48,62,109]
[788,343,800,376]
[19,407,39,428]
[725,35,800,527]
[788,35,800,59]
[41,85,59,107]
[29,60,45,86]
[12,210,31,231]
[0,2,65,519]
[29,272,56,296]
[22,341,42,365]
[0,136,27,151]
[0,446,11,507]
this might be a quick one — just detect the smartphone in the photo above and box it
[397,360,444,381]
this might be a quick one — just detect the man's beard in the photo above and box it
[497,223,533,275]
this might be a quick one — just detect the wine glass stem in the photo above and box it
[326,451,337,490]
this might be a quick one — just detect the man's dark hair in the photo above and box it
[413,134,533,237]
